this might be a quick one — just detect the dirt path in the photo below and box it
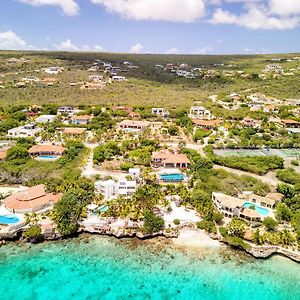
[213,165,282,187]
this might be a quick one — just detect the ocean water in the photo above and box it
[0,236,299,300]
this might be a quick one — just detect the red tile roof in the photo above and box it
[28,145,65,155]
[4,184,61,213]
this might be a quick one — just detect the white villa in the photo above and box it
[7,124,43,138]
[89,75,103,82]
[212,191,283,222]
[189,106,211,120]
[112,76,127,82]
[57,106,75,115]
[95,179,137,200]
[44,67,63,75]
[35,115,57,123]
[152,108,169,118]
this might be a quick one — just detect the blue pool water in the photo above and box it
[38,155,58,160]
[0,215,20,225]
[243,202,270,216]
[160,173,184,182]
[0,236,299,299]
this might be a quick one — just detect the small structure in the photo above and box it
[35,115,57,123]
[152,151,190,169]
[4,184,61,213]
[89,75,103,82]
[7,124,43,138]
[28,145,65,157]
[129,168,141,179]
[189,106,211,120]
[0,148,8,161]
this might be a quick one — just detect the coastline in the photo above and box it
[1,225,299,263]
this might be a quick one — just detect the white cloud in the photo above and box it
[54,39,106,52]
[209,6,300,30]
[18,0,79,16]
[269,0,300,17]
[54,39,78,51]
[166,48,179,54]
[91,0,205,22]
[193,46,213,54]
[130,43,144,53]
[0,30,32,50]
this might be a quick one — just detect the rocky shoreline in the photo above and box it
[1,227,299,263]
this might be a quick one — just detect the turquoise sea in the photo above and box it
[0,235,299,300]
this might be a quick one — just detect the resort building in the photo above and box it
[57,105,75,115]
[7,124,43,138]
[117,180,137,197]
[4,184,61,213]
[212,191,282,222]
[192,119,222,130]
[189,107,211,120]
[70,115,93,125]
[117,120,150,132]
[35,115,57,123]
[152,151,190,169]
[28,145,65,157]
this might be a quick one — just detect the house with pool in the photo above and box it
[212,191,282,222]
[28,144,65,160]
[151,150,190,169]
[3,184,62,213]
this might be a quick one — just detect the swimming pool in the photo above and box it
[243,202,270,216]
[160,173,184,182]
[0,215,20,225]
[38,155,58,160]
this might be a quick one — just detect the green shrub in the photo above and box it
[22,225,43,241]
[173,219,180,225]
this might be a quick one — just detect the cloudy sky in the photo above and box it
[0,0,300,54]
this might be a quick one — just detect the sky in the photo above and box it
[0,0,300,54]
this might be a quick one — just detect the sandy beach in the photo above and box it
[172,228,221,248]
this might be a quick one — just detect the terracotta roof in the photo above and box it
[192,119,222,126]
[0,149,8,160]
[118,120,150,127]
[213,192,245,209]
[266,193,284,203]
[71,115,93,120]
[281,119,300,125]
[241,208,261,219]
[4,184,62,213]
[28,145,65,155]
[152,151,190,164]
[61,127,87,135]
